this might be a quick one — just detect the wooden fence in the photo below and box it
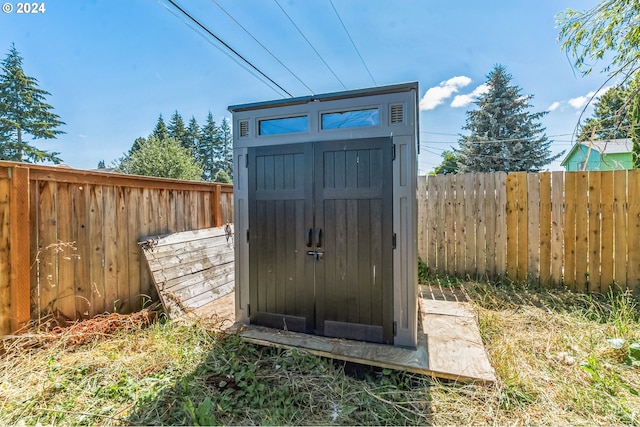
[0,161,233,335]
[418,171,640,295]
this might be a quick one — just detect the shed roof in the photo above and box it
[560,138,632,166]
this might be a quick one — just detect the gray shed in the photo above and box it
[229,82,419,348]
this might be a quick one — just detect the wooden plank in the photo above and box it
[103,186,119,312]
[145,235,233,261]
[147,226,231,247]
[587,172,602,293]
[627,170,640,294]
[575,172,589,292]
[455,175,466,276]
[484,173,497,277]
[115,186,130,313]
[435,175,446,275]
[162,262,235,294]
[55,182,76,319]
[475,173,487,278]
[527,173,540,284]
[88,184,105,316]
[464,173,475,277]
[613,170,627,288]
[8,167,31,332]
[426,175,437,272]
[0,177,11,335]
[417,175,427,263]
[505,174,518,281]
[127,188,142,312]
[214,185,222,227]
[138,188,153,306]
[37,180,59,316]
[515,173,528,282]
[600,171,614,292]
[563,173,577,289]
[494,173,507,278]
[445,175,456,276]
[539,172,551,287]
[550,171,564,287]
[71,184,90,318]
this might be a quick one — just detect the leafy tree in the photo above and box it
[117,135,203,180]
[577,84,631,142]
[454,65,561,173]
[198,112,221,181]
[152,114,168,140]
[557,1,640,79]
[0,44,64,163]
[632,83,640,168]
[430,150,459,175]
[213,169,232,184]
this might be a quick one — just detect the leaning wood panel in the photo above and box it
[563,173,577,289]
[55,182,76,319]
[527,173,540,284]
[505,174,518,281]
[550,171,564,287]
[613,170,628,287]
[538,172,551,287]
[475,173,487,278]
[599,171,614,292]
[0,177,10,335]
[494,173,507,278]
[574,172,589,292]
[426,175,438,270]
[627,170,640,294]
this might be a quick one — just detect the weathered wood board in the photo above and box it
[140,226,235,319]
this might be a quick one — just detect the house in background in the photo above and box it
[560,138,633,171]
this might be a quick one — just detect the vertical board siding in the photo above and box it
[418,171,639,296]
[0,162,234,335]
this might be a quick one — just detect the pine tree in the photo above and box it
[167,110,187,148]
[0,44,64,163]
[152,114,168,140]
[184,116,200,156]
[218,118,233,180]
[577,84,630,142]
[455,65,562,172]
[198,112,221,181]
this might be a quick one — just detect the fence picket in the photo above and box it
[550,171,564,286]
[539,172,551,287]
[613,170,628,287]
[575,172,589,292]
[600,171,614,292]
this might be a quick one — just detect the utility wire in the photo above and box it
[163,0,293,97]
[274,0,347,90]
[328,0,376,86]
[210,0,315,94]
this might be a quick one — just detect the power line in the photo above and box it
[328,0,376,86]
[162,0,293,97]
[273,0,347,90]
[209,0,315,94]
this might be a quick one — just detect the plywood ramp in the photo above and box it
[140,226,235,320]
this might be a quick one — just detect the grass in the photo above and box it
[1,279,639,426]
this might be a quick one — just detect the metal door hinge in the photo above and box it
[246,229,250,242]
[247,304,250,316]
[392,233,397,249]
[392,144,396,161]
[245,155,249,168]
[393,321,397,336]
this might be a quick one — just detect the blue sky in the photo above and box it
[1,0,612,173]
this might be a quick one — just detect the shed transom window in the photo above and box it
[321,108,379,130]
[259,116,308,135]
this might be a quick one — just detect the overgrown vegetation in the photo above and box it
[1,279,639,426]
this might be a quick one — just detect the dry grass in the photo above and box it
[0,280,638,426]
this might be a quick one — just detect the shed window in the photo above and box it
[259,116,308,135]
[321,108,379,130]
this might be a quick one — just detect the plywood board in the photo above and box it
[141,225,235,319]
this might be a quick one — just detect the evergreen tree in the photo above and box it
[577,84,631,142]
[0,44,64,163]
[97,160,106,169]
[184,116,200,156]
[129,136,147,155]
[167,110,187,148]
[455,65,562,172]
[117,135,202,180]
[152,114,168,140]
[213,169,232,184]
[219,117,233,180]
[198,112,222,181]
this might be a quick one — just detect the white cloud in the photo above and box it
[568,86,611,109]
[419,76,472,111]
[451,84,490,108]
[547,101,560,111]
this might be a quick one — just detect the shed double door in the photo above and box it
[248,137,394,344]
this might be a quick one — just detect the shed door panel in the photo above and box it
[314,138,394,344]
[248,144,314,333]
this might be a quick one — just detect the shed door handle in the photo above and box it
[305,228,313,247]
[315,228,322,248]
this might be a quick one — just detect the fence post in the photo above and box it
[9,166,30,332]
[213,184,222,227]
